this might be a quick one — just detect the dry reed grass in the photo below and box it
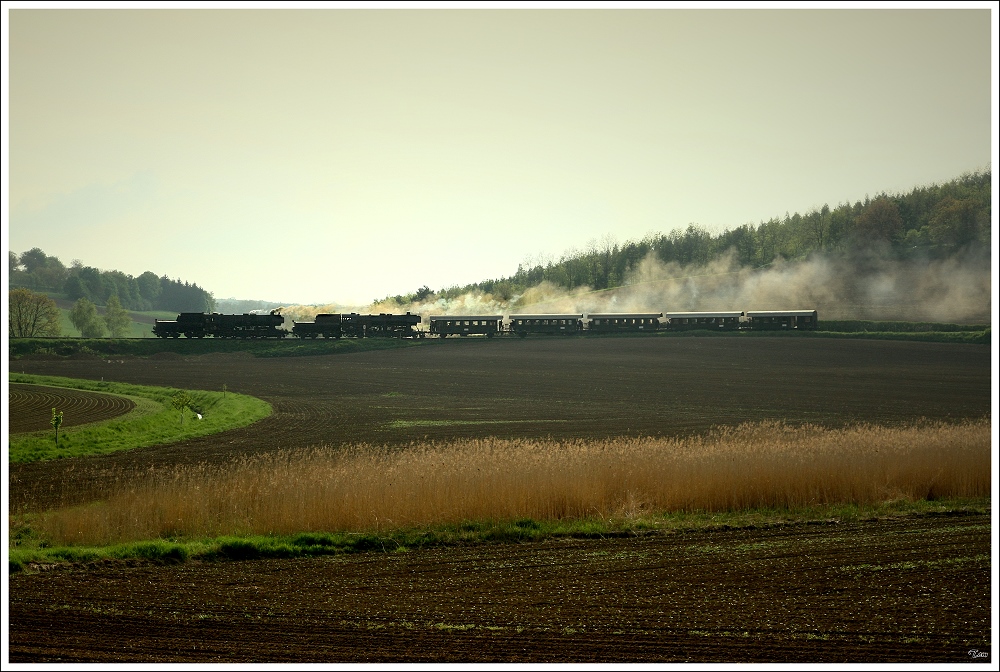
[32,419,990,546]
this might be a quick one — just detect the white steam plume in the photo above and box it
[278,248,990,325]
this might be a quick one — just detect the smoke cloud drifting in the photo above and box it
[279,248,991,326]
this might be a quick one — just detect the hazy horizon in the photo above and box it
[6,5,996,306]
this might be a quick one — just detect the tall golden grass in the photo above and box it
[33,419,990,546]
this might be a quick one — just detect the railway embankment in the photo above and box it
[7,320,990,360]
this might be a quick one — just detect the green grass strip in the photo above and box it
[8,336,421,359]
[810,329,990,345]
[8,497,989,574]
[8,374,272,464]
[387,419,569,429]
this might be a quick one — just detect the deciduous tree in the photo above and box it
[51,408,63,447]
[171,391,192,425]
[9,288,61,337]
[853,197,904,247]
[18,248,48,274]
[70,297,107,338]
[926,197,980,249]
[103,294,132,338]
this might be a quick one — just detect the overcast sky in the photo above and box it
[5,4,996,306]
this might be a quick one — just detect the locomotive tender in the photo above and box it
[153,309,817,338]
[291,312,421,339]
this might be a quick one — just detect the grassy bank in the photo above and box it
[9,497,989,574]
[8,336,422,360]
[817,319,990,333]
[8,374,272,463]
[810,329,988,344]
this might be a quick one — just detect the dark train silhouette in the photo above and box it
[153,309,818,339]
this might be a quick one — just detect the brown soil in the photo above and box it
[8,384,137,433]
[8,514,991,663]
[10,338,990,512]
[7,337,993,663]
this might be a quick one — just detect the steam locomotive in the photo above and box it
[152,310,818,339]
[152,311,286,338]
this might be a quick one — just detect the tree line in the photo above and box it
[383,168,991,305]
[8,288,134,338]
[8,250,215,313]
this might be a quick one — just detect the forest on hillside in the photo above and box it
[383,169,992,307]
[8,251,215,314]
[9,168,991,321]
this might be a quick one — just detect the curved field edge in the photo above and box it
[7,374,272,464]
[10,384,158,433]
[8,497,989,574]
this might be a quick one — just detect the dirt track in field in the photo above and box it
[9,514,991,663]
[8,384,137,433]
[7,336,993,663]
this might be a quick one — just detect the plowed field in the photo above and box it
[8,515,991,663]
[8,384,136,433]
[7,337,993,663]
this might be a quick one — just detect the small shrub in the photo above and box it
[218,538,261,560]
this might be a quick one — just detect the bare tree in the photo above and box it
[9,289,61,338]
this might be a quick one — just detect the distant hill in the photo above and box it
[9,250,215,314]
[377,169,991,316]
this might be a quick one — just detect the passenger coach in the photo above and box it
[507,314,584,337]
[429,315,503,337]
[587,313,662,332]
[744,310,818,330]
[664,311,744,331]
